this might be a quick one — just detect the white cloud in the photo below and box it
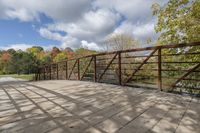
[61,36,79,49]
[39,8,121,49]
[0,44,34,51]
[0,0,169,50]
[5,8,39,22]
[81,40,102,51]
[0,44,56,51]
[0,0,92,22]
[39,28,65,42]
[132,21,156,40]
[93,0,168,22]
[48,8,120,39]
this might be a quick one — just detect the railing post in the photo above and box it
[49,65,51,80]
[56,63,59,80]
[158,48,162,91]
[66,61,68,80]
[34,73,37,81]
[38,68,41,80]
[118,52,122,85]
[77,59,80,80]
[36,68,39,81]
[94,56,97,82]
[43,66,46,80]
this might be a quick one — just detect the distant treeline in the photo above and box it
[0,46,97,75]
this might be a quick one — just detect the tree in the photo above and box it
[64,47,73,53]
[27,46,44,56]
[8,51,38,74]
[75,48,97,58]
[53,52,67,62]
[152,0,200,93]
[152,0,200,44]
[104,33,139,51]
[1,52,10,62]
[0,52,11,74]
[40,53,52,64]
[7,49,16,55]
[51,47,61,59]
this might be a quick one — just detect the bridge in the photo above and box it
[0,42,200,133]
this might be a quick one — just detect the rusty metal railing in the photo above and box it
[35,42,200,94]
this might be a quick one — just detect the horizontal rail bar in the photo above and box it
[40,42,200,66]
[36,41,200,95]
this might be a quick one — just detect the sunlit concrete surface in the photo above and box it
[0,80,200,133]
[0,77,26,83]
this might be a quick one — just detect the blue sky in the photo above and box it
[0,0,168,51]
[0,19,59,45]
[0,13,60,49]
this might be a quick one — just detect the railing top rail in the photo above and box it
[40,42,200,67]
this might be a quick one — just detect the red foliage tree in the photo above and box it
[1,52,11,62]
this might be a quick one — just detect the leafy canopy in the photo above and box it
[152,0,200,44]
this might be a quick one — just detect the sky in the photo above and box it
[0,0,169,51]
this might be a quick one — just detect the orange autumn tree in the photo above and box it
[0,52,11,74]
[1,52,11,62]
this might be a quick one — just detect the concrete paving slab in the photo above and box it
[0,80,199,133]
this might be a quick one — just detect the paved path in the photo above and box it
[0,80,200,133]
[0,77,26,83]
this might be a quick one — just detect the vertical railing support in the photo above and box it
[43,66,46,80]
[66,61,68,80]
[36,68,39,81]
[118,52,122,85]
[38,68,41,80]
[94,56,97,82]
[56,63,59,80]
[49,65,51,80]
[158,48,162,91]
[77,59,80,80]
[34,73,37,81]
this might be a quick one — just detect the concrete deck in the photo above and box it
[0,80,200,133]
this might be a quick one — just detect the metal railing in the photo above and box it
[35,42,200,94]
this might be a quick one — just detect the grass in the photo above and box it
[0,74,34,81]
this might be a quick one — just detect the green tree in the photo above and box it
[152,0,200,93]
[40,53,52,64]
[27,46,44,56]
[7,49,16,55]
[104,33,139,51]
[8,51,38,74]
[152,0,200,44]
[75,48,97,58]
[53,52,67,62]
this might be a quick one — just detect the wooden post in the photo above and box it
[34,73,37,81]
[38,68,41,80]
[43,67,46,80]
[66,61,68,80]
[77,59,80,80]
[56,63,59,80]
[49,65,51,80]
[118,52,122,85]
[94,56,97,82]
[158,48,162,91]
[36,68,39,81]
